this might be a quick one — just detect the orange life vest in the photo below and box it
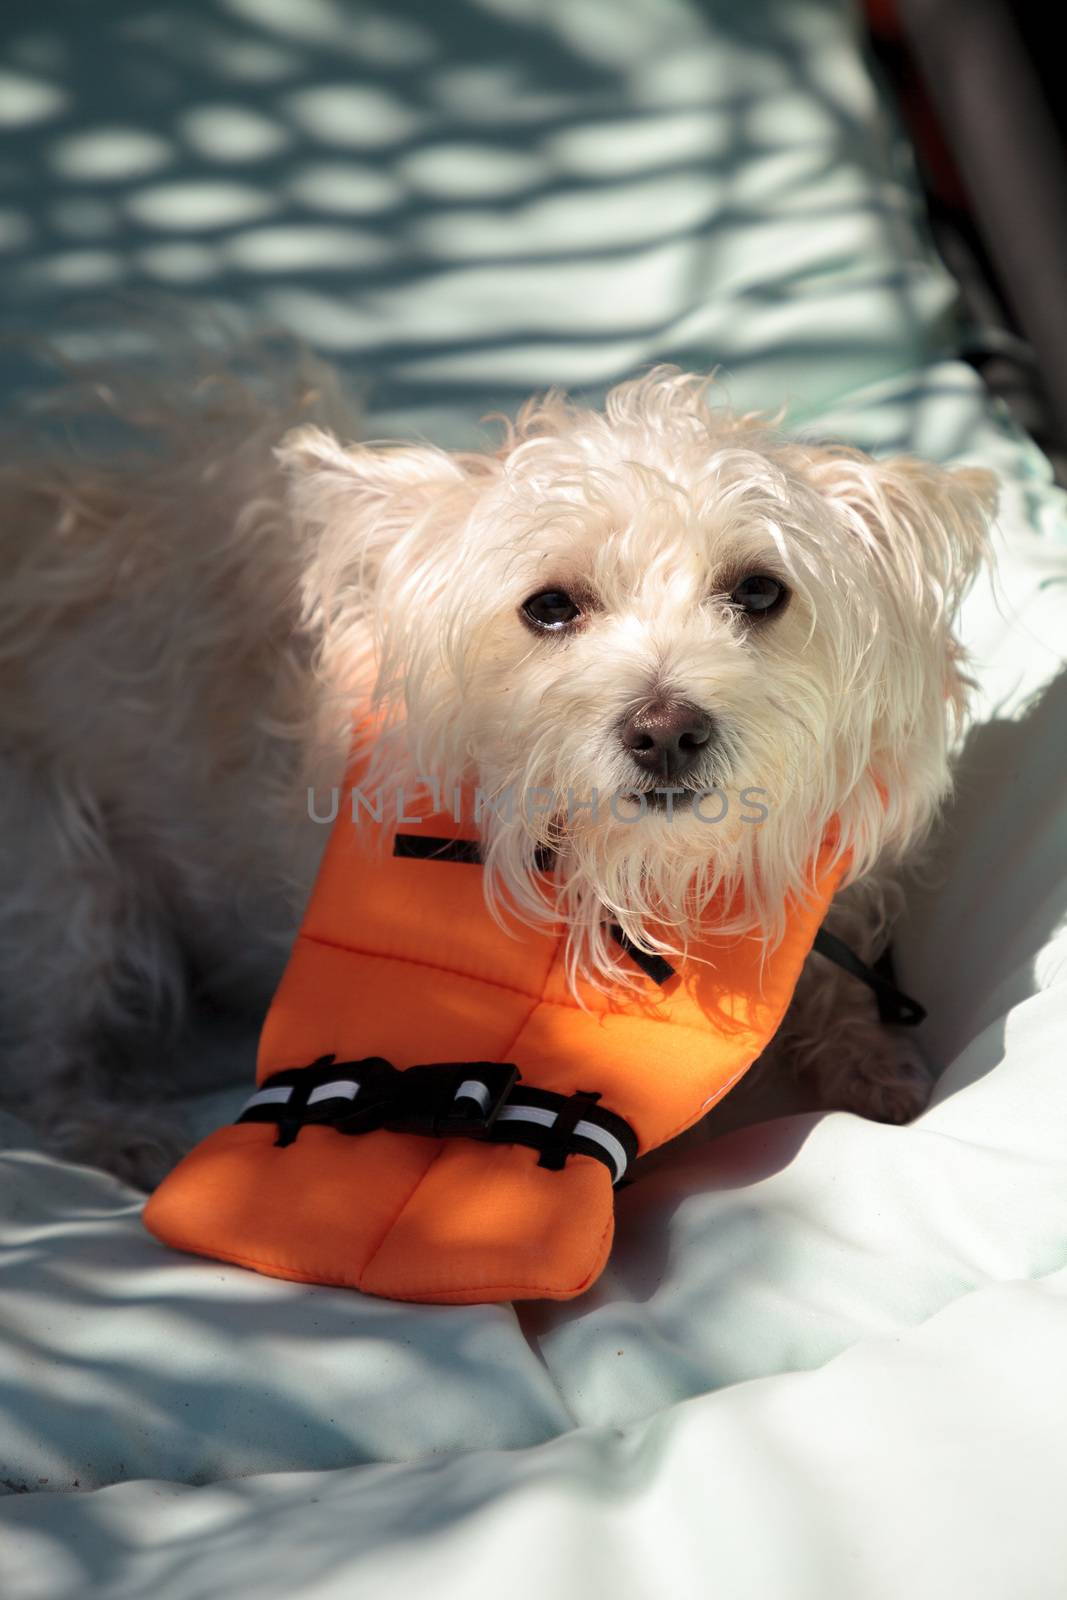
[144,771,847,1304]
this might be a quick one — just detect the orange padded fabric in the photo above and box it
[144,775,846,1304]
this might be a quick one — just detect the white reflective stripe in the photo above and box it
[241,1085,294,1112]
[574,1118,628,1183]
[453,1079,490,1113]
[307,1080,360,1106]
[496,1104,627,1181]
[496,1104,557,1129]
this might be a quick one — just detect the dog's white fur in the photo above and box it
[0,360,996,1186]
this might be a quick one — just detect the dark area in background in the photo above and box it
[867,0,1067,479]
[1009,1,1067,153]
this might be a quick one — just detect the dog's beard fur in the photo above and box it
[285,369,996,990]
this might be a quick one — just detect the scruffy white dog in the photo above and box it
[0,359,995,1187]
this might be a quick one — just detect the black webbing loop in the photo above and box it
[608,927,676,986]
[812,929,926,1027]
[532,1089,602,1172]
[392,834,483,865]
[481,1085,638,1183]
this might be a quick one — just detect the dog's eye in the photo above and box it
[730,574,788,616]
[521,589,581,631]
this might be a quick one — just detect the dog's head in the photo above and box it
[281,369,996,981]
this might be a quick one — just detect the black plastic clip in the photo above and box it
[382,1061,519,1138]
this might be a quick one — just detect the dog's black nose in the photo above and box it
[620,701,713,781]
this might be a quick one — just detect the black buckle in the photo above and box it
[383,1061,519,1138]
[324,1056,401,1135]
[243,1056,521,1144]
[240,1057,638,1182]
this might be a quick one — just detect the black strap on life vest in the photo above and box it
[810,929,926,1027]
[391,832,926,1023]
[236,1055,638,1185]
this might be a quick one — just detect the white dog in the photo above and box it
[0,358,996,1187]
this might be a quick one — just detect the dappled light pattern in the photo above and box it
[0,1150,572,1496]
[1,0,959,444]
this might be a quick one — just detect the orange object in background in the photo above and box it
[862,0,970,208]
[144,773,845,1304]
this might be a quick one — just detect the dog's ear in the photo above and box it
[276,425,491,605]
[799,446,998,616]
[274,427,491,721]
[276,425,473,548]
[791,448,998,873]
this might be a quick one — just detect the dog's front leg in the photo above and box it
[767,876,935,1125]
